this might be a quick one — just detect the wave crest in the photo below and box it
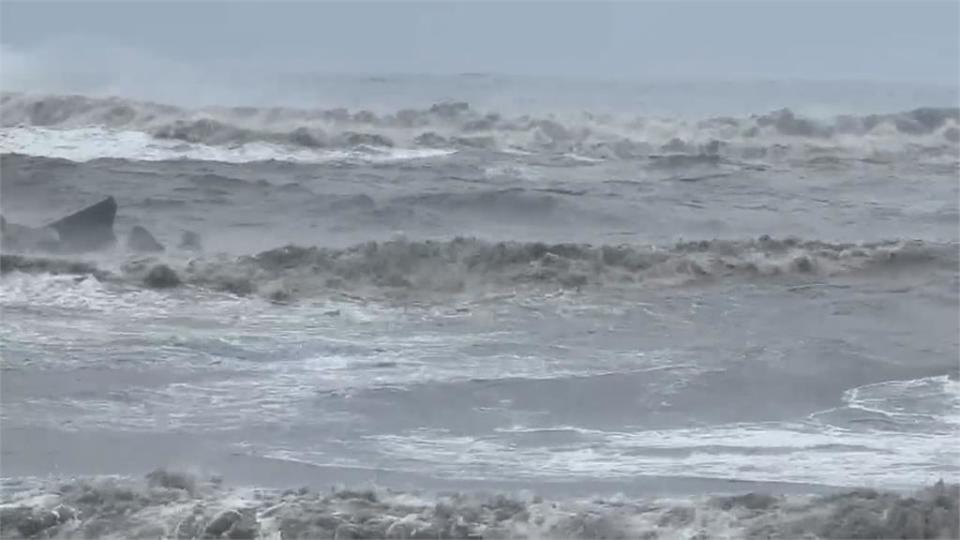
[3,93,957,162]
[3,237,954,300]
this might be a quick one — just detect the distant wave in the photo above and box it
[2,93,957,164]
[0,126,454,164]
[2,237,954,301]
[0,471,956,539]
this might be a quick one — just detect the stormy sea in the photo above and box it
[0,78,958,538]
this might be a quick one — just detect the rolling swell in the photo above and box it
[0,471,956,539]
[2,237,954,300]
[3,93,957,160]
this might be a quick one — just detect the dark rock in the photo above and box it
[143,265,181,288]
[47,196,117,252]
[127,226,165,253]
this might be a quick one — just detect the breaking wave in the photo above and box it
[2,237,955,301]
[0,127,453,165]
[2,93,958,162]
[0,471,956,539]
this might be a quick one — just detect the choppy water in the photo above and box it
[1,79,958,537]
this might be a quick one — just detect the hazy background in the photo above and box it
[1,1,958,111]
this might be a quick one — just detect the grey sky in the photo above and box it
[1,1,958,84]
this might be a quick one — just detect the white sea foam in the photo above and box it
[364,412,959,488]
[1,471,955,540]
[0,126,454,164]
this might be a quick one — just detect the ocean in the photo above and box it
[0,77,958,538]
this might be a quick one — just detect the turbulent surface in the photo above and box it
[2,93,959,163]
[2,237,957,301]
[1,472,957,539]
[1,82,959,537]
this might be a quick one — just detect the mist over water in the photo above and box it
[2,2,959,538]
